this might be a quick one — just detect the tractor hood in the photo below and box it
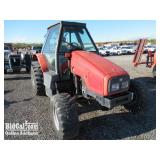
[71,51,128,77]
[70,51,129,96]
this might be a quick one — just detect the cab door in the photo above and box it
[42,24,60,73]
[57,27,82,80]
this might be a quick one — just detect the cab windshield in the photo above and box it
[59,26,97,53]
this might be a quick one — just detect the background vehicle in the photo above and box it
[4,45,12,67]
[98,47,110,56]
[31,21,147,140]
[105,46,115,55]
[31,46,42,55]
[121,46,136,54]
[4,45,31,73]
[144,45,156,53]
[4,45,21,73]
[110,46,122,55]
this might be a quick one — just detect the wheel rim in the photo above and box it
[53,107,60,131]
[31,70,36,89]
[31,76,35,88]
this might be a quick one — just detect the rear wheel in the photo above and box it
[50,93,79,140]
[124,79,147,113]
[31,61,45,96]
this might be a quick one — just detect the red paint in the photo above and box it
[65,53,72,59]
[70,51,129,96]
[133,39,146,66]
[153,53,156,67]
[33,53,48,72]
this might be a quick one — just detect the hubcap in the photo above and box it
[31,71,35,89]
[53,107,60,131]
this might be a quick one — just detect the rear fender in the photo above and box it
[32,53,48,73]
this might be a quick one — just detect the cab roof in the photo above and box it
[47,21,86,30]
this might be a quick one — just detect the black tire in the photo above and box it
[117,51,120,56]
[123,79,147,113]
[152,65,156,79]
[31,61,45,96]
[26,67,30,73]
[50,93,79,140]
[25,54,31,73]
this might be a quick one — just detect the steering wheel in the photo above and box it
[65,42,80,48]
[71,42,79,47]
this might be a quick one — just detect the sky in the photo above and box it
[4,20,156,43]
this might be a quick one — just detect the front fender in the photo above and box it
[32,53,48,73]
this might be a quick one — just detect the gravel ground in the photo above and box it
[4,55,156,140]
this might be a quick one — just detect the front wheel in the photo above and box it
[117,51,121,56]
[31,61,45,96]
[50,93,79,140]
[123,79,147,113]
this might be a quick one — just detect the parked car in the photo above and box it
[110,46,122,55]
[104,46,115,56]
[121,46,136,55]
[98,47,110,56]
[144,45,156,53]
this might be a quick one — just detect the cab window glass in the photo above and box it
[59,26,96,53]
[42,25,60,70]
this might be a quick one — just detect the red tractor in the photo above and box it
[31,21,147,139]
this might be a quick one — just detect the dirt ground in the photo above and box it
[4,55,156,140]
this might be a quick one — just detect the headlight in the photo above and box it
[111,83,120,92]
[121,81,129,89]
[108,75,130,93]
